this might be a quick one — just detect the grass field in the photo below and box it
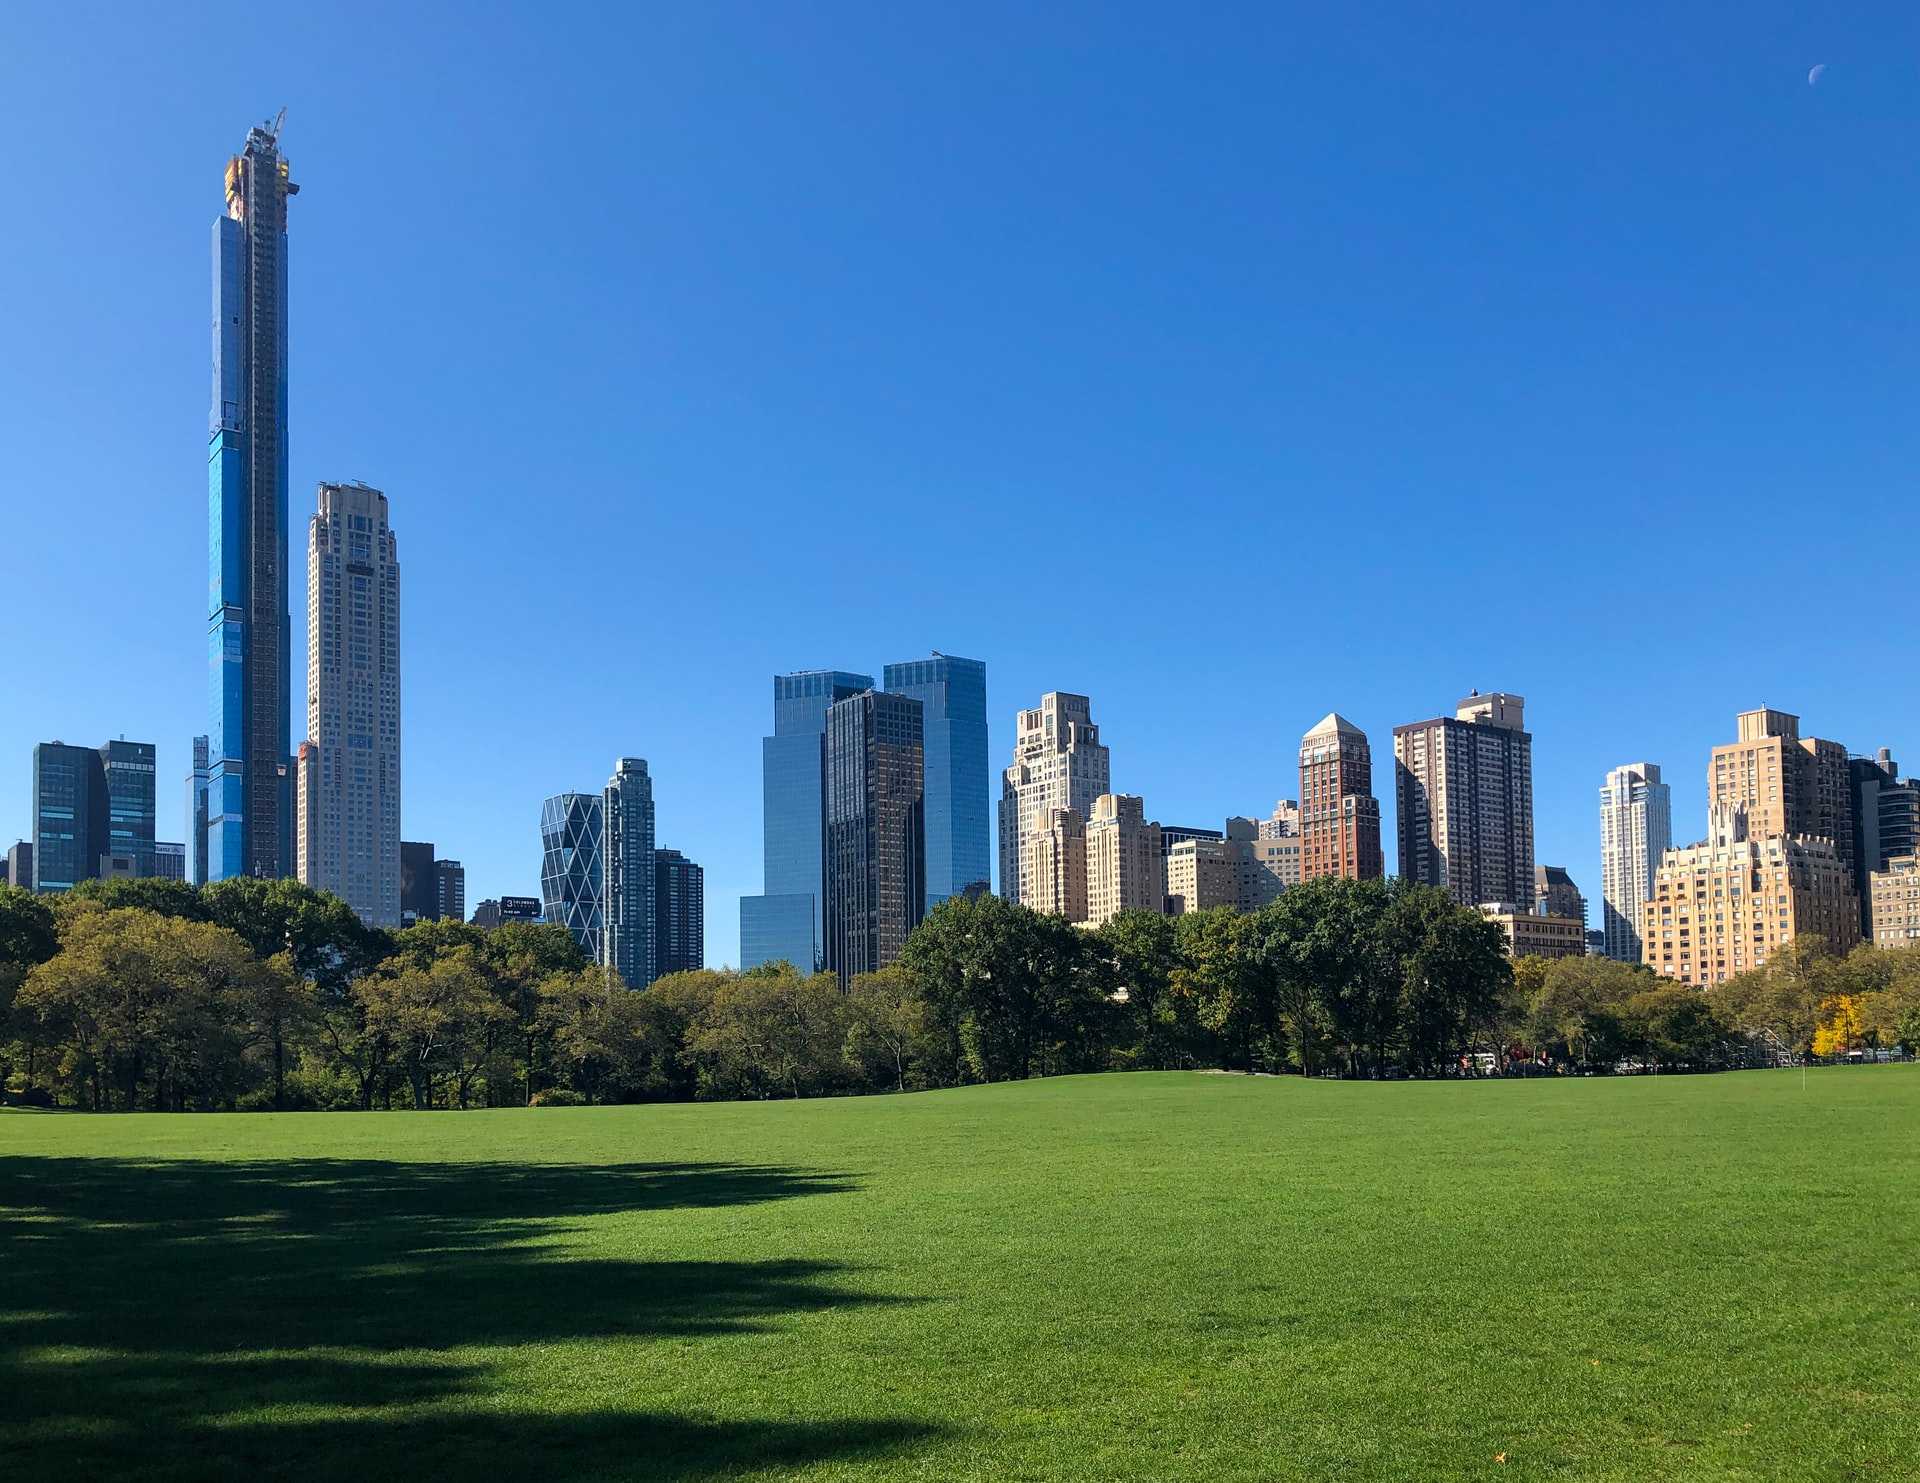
[3,1069,1917,1481]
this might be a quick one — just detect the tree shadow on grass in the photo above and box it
[0,1157,938,1481]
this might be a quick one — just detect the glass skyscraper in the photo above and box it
[31,743,104,893]
[603,758,658,989]
[740,669,872,970]
[823,690,925,983]
[31,740,156,891]
[540,793,606,962]
[187,736,210,886]
[208,116,297,882]
[100,741,158,879]
[882,653,989,909]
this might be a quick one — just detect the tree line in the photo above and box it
[2,875,1914,1111]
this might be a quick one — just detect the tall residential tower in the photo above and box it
[1393,691,1535,908]
[654,849,705,975]
[999,693,1110,907]
[1597,762,1671,963]
[207,115,297,882]
[295,482,401,926]
[1298,714,1383,881]
[603,757,658,989]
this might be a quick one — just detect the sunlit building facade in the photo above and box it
[207,117,297,882]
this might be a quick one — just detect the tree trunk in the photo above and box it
[273,1030,286,1111]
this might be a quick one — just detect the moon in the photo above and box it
[1808,63,1827,86]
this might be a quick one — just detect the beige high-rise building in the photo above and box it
[1227,815,1297,910]
[1258,801,1300,839]
[1869,856,1920,947]
[1300,714,1384,880]
[298,481,401,927]
[1394,691,1534,908]
[1708,708,1855,877]
[1166,836,1236,914]
[1642,806,1858,986]
[1022,807,1087,922]
[999,693,1110,908]
[1085,794,1164,926]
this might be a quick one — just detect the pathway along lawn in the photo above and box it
[3,1067,1915,1481]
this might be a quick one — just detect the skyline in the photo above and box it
[6,5,1920,964]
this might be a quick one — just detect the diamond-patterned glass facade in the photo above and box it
[540,792,605,962]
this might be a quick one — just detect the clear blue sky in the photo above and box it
[4,4,1917,964]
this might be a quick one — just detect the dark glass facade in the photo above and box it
[740,669,872,970]
[208,119,295,882]
[30,740,156,891]
[883,654,989,909]
[187,735,210,886]
[31,744,104,893]
[400,840,437,921]
[654,848,705,975]
[823,690,925,983]
[100,741,157,879]
[434,860,466,925]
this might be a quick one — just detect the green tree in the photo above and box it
[899,894,1112,1083]
[356,945,506,1108]
[199,878,381,1106]
[1620,984,1730,1067]
[845,966,931,1090]
[1249,877,1391,1076]
[1091,909,1197,1069]
[17,908,282,1109]
[1385,883,1512,1075]
[679,966,854,1100]
[1527,955,1647,1065]
[1171,907,1267,1071]
[63,876,211,921]
[0,883,60,1092]
[485,920,590,1101]
[538,967,681,1103]
[1705,936,1834,1059]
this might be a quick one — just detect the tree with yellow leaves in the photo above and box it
[1812,993,1866,1058]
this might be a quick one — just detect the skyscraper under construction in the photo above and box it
[207,114,297,880]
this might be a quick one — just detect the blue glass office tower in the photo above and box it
[540,793,606,962]
[207,117,297,881]
[739,670,872,970]
[882,653,989,910]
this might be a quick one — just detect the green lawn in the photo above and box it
[3,1069,1916,1481]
